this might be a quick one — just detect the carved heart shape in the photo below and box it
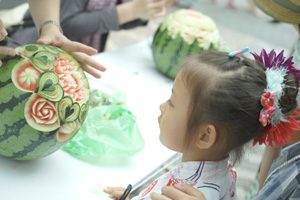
[78,103,89,123]
[41,79,56,92]
[35,71,64,102]
[29,51,56,71]
[57,96,80,123]
[65,106,75,119]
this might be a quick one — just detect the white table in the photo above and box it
[0,39,179,200]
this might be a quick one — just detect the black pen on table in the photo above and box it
[119,184,132,200]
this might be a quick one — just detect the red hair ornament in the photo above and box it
[254,111,300,147]
[251,49,300,147]
[261,91,275,109]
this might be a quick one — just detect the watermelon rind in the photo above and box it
[151,9,220,79]
[15,44,45,58]
[0,43,90,160]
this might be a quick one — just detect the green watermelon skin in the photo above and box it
[152,27,215,79]
[0,44,90,160]
[151,9,220,79]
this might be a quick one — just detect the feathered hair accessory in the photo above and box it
[251,49,300,147]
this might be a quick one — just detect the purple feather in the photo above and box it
[250,49,300,83]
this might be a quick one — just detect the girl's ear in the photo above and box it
[196,125,217,150]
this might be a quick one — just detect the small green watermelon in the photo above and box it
[152,9,220,79]
[0,44,90,160]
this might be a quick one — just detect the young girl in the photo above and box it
[105,49,300,200]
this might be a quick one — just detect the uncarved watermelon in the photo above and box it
[152,9,220,79]
[0,44,90,160]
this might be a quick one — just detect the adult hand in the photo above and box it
[38,23,106,78]
[104,186,130,200]
[0,19,16,67]
[133,0,167,20]
[150,184,207,200]
[118,0,175,25]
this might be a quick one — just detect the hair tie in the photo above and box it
[228,47,249,58]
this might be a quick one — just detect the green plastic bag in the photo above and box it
[62,81,145,157]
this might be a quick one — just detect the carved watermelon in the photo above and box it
[152,9,220,79]
[0,44,90,160]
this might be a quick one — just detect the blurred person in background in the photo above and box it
[211,0,238,9]
[6,0,173,52]
[211,0,262,16]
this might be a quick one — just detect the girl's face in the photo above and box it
[158,71,190,152]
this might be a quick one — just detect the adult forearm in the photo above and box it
[117,0,166,25]
[258,145,281,190]
[117,1,138,25]
[27,0,60,28]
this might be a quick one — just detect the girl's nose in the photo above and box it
[159,102,166,114]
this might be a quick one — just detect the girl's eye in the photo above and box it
[168,99,174,107]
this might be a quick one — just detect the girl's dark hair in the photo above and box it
[180,51,299,164]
